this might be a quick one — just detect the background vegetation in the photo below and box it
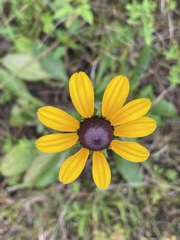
[0,0,179,239]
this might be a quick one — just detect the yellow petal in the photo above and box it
[114,117,156,138]
[69,72,94,118]
[37,106,79,132]
[92,151,111,189]
[110,98,151,126]
[111,140,149,162]
[102,76,129,120]
[59,148,89,184]
[36,133,78,153]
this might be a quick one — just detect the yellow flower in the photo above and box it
[36,72,156,189]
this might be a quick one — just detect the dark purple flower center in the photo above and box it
[78,117,114,151]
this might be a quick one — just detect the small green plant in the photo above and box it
[126,0,156,45]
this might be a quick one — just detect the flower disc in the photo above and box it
[78,117,114,151]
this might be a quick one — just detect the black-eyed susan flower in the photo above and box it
[36,72,156,189]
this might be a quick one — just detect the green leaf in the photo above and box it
[7,175,22,186]
[0,140,37,177]
[133,47,151,79]
[0,67,27,94]
[0,68,43,104]
[166,169,178,181]
[115,155,143,187]
[95,56,115,96]
[2,54,50,81]
[9,91,42,126]
[40,13,54,34]
[79,9,93,25]
[150,114,163,126]
[68,20,80,35]
[138,85,154,98]
[152,99,177,117]
[14,37,34,54]
[40,51,67,82]
[23,153,60,188]
[167,63,180,86]
[53,5,73,19]
[165,41,180,60]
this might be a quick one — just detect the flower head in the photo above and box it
[36,72,156,189]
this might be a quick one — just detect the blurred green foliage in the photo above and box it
[0,0,179,239]
[0,0,179,198]
[126,0,156,45]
